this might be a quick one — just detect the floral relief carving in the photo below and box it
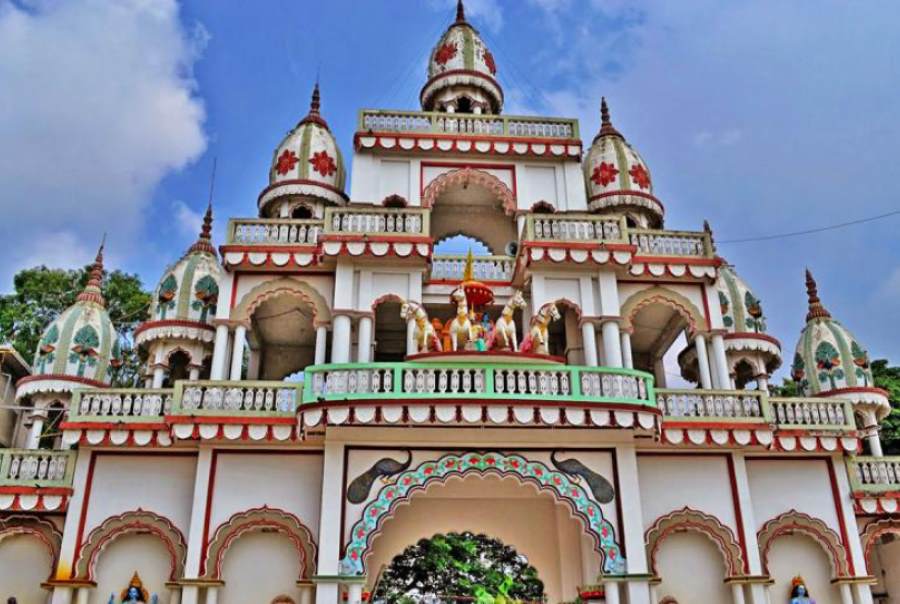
[275,149,299,176]
[435,41,458,66]
[309,150,337,177]
[629,164,651,190]
[591,161,619,187]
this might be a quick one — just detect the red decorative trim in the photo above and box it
[862,519,900,573]
[404,350,566,364]
[757,509,851,578]
[422,167,516,215]
[725,455,751,573]
[817,386,890,398]
[16,374,107,389]
[370,293,407,311]
[645,507,745,576]
[320,234,432,244]
[723,332,782,347]
[826,458,856,575]
[421,161,517,200]
[589,189,663,206]
[420,69,503,101]
[0,515,62,580]
[257,178,349,203]
[358,132,581,158]
[134,319,216,338]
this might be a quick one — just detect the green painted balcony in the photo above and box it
[0,449,76,488]
[358,109,580,140]
[848,456,900,495]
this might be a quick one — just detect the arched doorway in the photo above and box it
[0,517,60,604]
[92,533,175,604]
[863,520,900,601]
[372,295,407,362]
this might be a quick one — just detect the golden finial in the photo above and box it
[805,268,831,321]
[462,248,475,282]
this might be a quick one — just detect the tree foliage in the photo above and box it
[0,265,151,386]
[872,359,900,454]
[373,532,544,603]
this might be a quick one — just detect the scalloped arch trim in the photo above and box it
[0,515,61,580]
[621,286,708,334]
[235,277,332,323]
[645,507,745,577]
[862,518,900,573]
[422,168,516,215]
[757,509,850,578]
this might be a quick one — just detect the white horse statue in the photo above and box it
[400,300,442,353]
[448,288,474,351]
[519,302,561,355]
[488,290,526,351]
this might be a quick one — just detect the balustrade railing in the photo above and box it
[628,229,713,258]
[172,381,301,416]
[848,456,900,493]
[70,389,174,421]
[0,449,75,487]
[359,109,579,140]
[430,254,515,282]
[524,214,626,243]
[323,207,429,237]
[304,363,654,406]
[228,218,322,246]
[657,389,766,421]
[769,397,854,430]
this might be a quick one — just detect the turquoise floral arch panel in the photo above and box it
[341,451,626,576]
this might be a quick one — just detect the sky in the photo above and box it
[1,0,899,375]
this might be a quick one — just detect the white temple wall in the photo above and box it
[0,533,53,604]
[618,281,709,324]
[219,531,304,604]
[358,270,420,309]
[83,453,197,538]
[90,533,174,604]
[869,537,900,601]
[208,451,323,541]
[745,458,842,534]
[767,534,841,604]
[653,531,731,604]
[230,274,335,319]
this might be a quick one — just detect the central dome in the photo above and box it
[421,0,503,114]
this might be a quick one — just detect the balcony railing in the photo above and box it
[0,449,76,488]
[359,109,579,140]
[769,397,854,430]
[848,456,900,494]
[524,214,626,244]
[430,254,515,282]
[629,229,714,258]
[657,389,766,422]
[323,207,429,237]
[70,389,174,422]
[171,381,301,417]
[303,363,654,406]
[227,218,322,246]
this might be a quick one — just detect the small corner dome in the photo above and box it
[28,247,121,389]
[583,98,663,227]
[421,0,503,114]
[715,263,782,374]
[791,270,889,420]
[260,84,347,214]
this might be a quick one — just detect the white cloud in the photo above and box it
[0,0,207,288]
[172,200,203,242]
[16,230,95,272]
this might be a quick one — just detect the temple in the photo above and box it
[2,3,899,604]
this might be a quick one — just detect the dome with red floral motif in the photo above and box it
[259,84,347,215]
[421,1,503,114]
[583,98,663,227]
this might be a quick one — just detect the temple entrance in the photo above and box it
[249,292,318,380]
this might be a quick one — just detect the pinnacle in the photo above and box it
[596,97,623,141]
[77,239,106,306]
[805,268,831,321]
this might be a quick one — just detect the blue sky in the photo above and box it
[2,0,899,373]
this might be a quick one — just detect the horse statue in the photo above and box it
[400,300,442,353]
[519,302,561,355]
[449,288,474,351]
[488,290,526,351]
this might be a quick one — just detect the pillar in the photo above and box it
[315,442,346,604]
[314,325,328,365]
[652,357,667,388]
[854,583,875,604]
[152,366,165,388]
[604,581,620,604]
[50,587,73,604]
[620,331,633,369]
[25,409,46,450]
[614,444,652,604]
[229,324,246,380]
[711,333,731,390]
[730,583,745,604]
[867,426,883,457]
[755,374,769,392]
[189,367,200,381]
[298,582,314,604]
[357,316,373,363]
[181,448,215,604]
[347,583,363,604]
[247,350,260,380]
[75,588,90,604]
[581,322,598,367]
[839,583,853,604]
[205,586,219,604]
[601,320,623,368]
[169,589,183,604]
[53,451,93,588]
[406,320,417,356]
[331,315,352,363]
[210,323,230,380]
[694,333,713,389]
[730,453,768,604]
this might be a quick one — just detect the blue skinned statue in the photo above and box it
[790,577,815,604]
[107,572,157,604]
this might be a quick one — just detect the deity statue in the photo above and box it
[789,576,815,604]
[108,572,157,604]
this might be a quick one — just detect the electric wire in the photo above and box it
[717,208,900,244]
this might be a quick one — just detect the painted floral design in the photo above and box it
[341,452,625,577]
[719,291,733,328]
[815,341,844,390]
[435,42,458,66]
[275,149,298,176]
[110,338,124,369]
[744,291,766,332]
[35,324,59,373]
[591,162,619,187]
[851,340,872,386]
[791,353,807,390]
[309,150,337,177]
[69,324,100,377]
[156,274,177,319]
[629,164,651,189]
[192,275,219,323]
[483,49,497,74]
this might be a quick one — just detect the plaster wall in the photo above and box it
[230,274,335,319]
[653,530,731,604]
[359,271,418,309]
[208,452,323,540]
[870,538,900,602]
[618,282,709,326]
[0,533,53,604]
[219,532,304,604]
[745,458,841,534]
[377,159,412,202]
[637,455,739,535]
[767,534,841,604]
[83,454,197,537]
[90,533,174,604]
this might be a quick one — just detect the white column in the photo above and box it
[315,325,328,365]
[298,582,314,604]
[357,316,373,363]
[406,320,417,356]
[604,581,620,604]
[229,324,246,380]
[653,357,667,388]
[730,453,767,604]
[169,589,183,604]
[830,457,872,591]
[152,366,165,388]
[247,350,261,380]
[210,323,230,380]
[620,331,633,369]
[53,451,93,585]
[347,583,363,604]
[316,442,346,604]
[50,587,73,604]
[711,333,731,390]
[189,367,200,381]
[755,374,768,392]
[331,315,352,363]
[181,448,215,604]
[205,586,219,604]
[75,587,90,604]
[730,583,746,604]
[854,583,875,604]
[614,444,652,604]
[867,426,884,457]
[25,411,46,450]
[601,320,623,368]
[839,583,853,604]
[581,322,598,367]
[694,333,713,389]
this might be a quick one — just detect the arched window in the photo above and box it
[291,205,313,219]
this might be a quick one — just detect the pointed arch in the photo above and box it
[422,168,516,215]
[621,286,708,334]
[645,507,745,577]
[862,518,900,573]
[74,510,186,581]
[757,510,851,578]
[203,506,317,580]
[0,515,61,580]
[234,277,332,323]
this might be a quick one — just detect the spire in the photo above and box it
[77,239,106,306]
[462,248,475,282]
[299,82,329,129]
[596,97,623,140]
[805,268,831,322]
[456,0,466,23]
[189,201,217,255]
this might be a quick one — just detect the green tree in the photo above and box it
[872,359,900,455]
[373,532,544,603]
[0,265,151,386]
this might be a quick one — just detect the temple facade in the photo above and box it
[2,3,899,604]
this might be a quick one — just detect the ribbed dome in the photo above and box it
[421,0,503,114]
[583,98,663,227]
[259,84,347,214]
[136,204,223,347]
[791,270,889,419]
[31,245,121,385]
[718,265,769,334]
